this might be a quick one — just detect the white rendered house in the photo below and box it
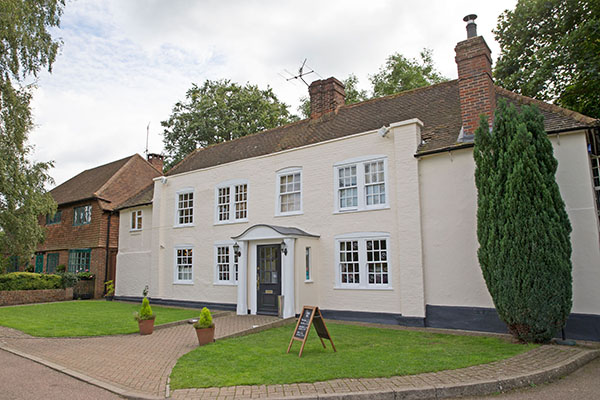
[116,21,600,340]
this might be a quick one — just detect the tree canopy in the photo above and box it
[161,79,297,168]
[474,99,572,343]
[298,49,447,118]
[0,0,63,262]
[494,0,600,118]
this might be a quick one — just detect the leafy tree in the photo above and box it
[0,0,63,262]
[162,79,297,168]
[297,74,368,118]
[370,49,447,97]
[494,0,600,118]
[474,99,572,343]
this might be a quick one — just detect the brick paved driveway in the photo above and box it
[0,313,280,398]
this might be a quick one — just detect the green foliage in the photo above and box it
[0,0,64,261]
[494,0,600,118]
[370,49,447,97]
[134,297,155,321]
[474,99,572,343]
[170,323,535,389]
[161,79,297,169]
[56,264,66,273]
[0,272,61,291]
[58,272,77,288]
[193,307,214,329]
[0,300,200,337]
[104,280,115,296]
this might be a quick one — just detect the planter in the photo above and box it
[195,326,215,346]
[138,319,155,335]
[73,278,95,299]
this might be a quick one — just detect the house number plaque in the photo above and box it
[287,306,336,357]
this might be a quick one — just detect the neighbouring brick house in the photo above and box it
[36,154,162,298]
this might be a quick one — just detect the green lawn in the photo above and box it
[0,300,200,337]
[170,323,536,389]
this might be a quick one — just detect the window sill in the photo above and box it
[214,219,248,226]
[333,286,393,291]
[213,282,238,286]
[333,206,390,215]
[173,224,195,229]
[304,280,314,284]
[173,281,194,285]
[129,230,142,234]
[275,211,304,218]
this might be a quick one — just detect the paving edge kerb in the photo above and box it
[1,330,598,400]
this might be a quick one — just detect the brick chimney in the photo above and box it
[147,153,164,173]
[308,77,345,119]
[455,14,496,138]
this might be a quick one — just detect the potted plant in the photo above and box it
[134,296,155,335]
[193,307,215,346]
[104,280,115,301]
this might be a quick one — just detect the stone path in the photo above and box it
[0,313,282,398]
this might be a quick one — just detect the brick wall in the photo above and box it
[0,287,73,306]
[309,77,346,119]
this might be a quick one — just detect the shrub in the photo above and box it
[0,272,62,291]
[474,100,572,343]
[104,280,115,296]
[56,264,66,273]
[59,272,78,289]
[193,307,214,329]
[134,297,155,321]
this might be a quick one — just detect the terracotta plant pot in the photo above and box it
[138,319,155,335]
[195,326,215,346]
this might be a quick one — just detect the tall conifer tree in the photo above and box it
[474,99,572,343]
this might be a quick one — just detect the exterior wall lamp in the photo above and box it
[233,242,241,257]
[280,240,288,256]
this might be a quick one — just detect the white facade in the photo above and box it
[116,122,600,336]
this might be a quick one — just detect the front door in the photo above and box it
[257,244,282,315]
[35,254,44,273]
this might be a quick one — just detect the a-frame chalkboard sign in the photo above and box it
[287,306,336,357]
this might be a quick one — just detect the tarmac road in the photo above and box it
[463,356,600,400]
[0,349,122,400]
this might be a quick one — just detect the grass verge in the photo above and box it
[170,322,536,389]
[0,300,200,337]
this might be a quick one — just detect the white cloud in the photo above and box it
[28,0,516,187]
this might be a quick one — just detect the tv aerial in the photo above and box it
[279,59,321,86]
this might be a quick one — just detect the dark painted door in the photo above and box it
[257,244,282,315]
[35,254,44,273]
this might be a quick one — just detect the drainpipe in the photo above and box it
[104,212,112,295]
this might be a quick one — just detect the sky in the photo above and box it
[29,0,517,187]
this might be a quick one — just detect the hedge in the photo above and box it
[0,272,63,291]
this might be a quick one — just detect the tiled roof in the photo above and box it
[117,183,154,210]
[166,80,599,176]
[50,154,161,210]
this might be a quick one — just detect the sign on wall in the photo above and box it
[287,306,336,357]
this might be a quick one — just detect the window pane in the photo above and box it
[339,240,359,284]
[217,246,230,281]
[365,161,386,205]
[367,239,388,285]
[235,184,247,219]
[338,165,358,208]
[218,187,230,221]
[279,172,301,213]
[176,248,193,281]
[178,192,194,224]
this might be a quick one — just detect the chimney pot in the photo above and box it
[463,14,478,38]
[308,77,345,119]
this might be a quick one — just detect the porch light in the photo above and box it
[281,240,288,256]
[233,242,241,257]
